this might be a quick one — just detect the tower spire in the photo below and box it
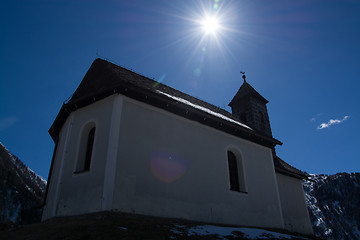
[229,73,272,137]
[240,71,246,83]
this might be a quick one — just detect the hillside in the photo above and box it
[303,173,360,240]
[0,211,321,240]
[0,142,46,225]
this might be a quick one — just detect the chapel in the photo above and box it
[42,58,313,235]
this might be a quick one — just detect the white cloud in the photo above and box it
[0,117,19,131]
[317,116,349,130]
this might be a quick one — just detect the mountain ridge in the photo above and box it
[0,142,46,225]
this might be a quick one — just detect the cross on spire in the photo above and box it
[240,71,246,83]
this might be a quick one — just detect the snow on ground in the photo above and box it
[171,224,310,239]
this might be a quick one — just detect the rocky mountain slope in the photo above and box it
[303,172,360,240]
[0,142,46,225]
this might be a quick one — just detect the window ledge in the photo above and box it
[230,189,248,194]
[73,170,90,175]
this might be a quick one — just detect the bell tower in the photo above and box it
[228,72,273,137]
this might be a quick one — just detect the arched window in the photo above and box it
[227,150,246,193]
[75,124,96,173]
[84,127,95,171]
[228,151,240,191]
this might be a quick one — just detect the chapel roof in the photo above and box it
[229,81,268,107]
[49,58,309,179]
[67,58,250,128]
[273,156,308,179]
[50,58,281,148]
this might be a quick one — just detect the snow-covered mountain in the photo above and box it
[303,172,360,240]
[0,142,46,225]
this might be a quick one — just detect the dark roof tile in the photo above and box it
[274,155,308,179]
[229,81,268,107]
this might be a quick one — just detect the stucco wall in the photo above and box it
[42,115,72,220]
[44,94,303,232]
[43,95,116,220]
[112,96,284,229]
[276,173,313,235]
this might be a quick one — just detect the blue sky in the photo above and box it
[1,0,359,179]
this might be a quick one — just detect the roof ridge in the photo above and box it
[97,58,236,121]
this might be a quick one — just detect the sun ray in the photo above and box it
[132,0,256,78]
[201,15,220,35]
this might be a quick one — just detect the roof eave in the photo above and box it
[49,83,282,148]
[275,168,308,180]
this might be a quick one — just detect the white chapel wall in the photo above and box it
[44,93,312,233]
[43,95,117,219]
[112,96,285,229]
[276,173,314,235]
[42,115,73,220]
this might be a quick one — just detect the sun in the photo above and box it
[201,15,220,35]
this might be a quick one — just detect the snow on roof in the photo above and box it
[156,90,252,130]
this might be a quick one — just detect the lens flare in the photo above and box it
[213,0,220,9]
[153,73,167,87]
[151,150,190,183]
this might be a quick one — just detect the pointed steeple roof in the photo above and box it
[228,81,268,107]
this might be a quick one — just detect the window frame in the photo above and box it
[74,122,96,174]
[83,127,95,171]
[228,151,240,191]
[227,149,247,193]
